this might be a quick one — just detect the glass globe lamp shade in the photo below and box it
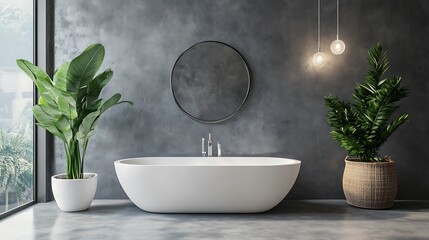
[330,39,346,55]
[312,51,327,67]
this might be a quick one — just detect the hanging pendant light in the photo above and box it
[313,0,327,67]
[330,0,345,55]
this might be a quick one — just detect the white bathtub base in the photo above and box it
[114,157,300,213]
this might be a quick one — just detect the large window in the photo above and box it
[0,0,34,215]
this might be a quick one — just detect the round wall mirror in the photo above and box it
[171,41,250,123]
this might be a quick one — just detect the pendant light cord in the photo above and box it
[318,0,320,52]
[336,0,339,40]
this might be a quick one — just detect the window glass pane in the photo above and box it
[0,0,34,214]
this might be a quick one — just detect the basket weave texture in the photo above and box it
[343,157,397,209]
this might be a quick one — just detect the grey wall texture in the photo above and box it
[54,0,429,200]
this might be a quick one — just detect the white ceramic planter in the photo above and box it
[51,173,97,212]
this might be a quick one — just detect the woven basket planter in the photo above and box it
[343,156,397,209]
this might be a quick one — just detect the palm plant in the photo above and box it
[16,43,132,179]
[325,43,409,162]
[0,128,33,210]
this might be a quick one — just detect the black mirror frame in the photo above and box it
[170,41,251,124]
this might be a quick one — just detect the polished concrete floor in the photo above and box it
[1,200,428,240]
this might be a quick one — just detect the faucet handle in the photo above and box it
[202,138,206,157]
[217,142,221,157]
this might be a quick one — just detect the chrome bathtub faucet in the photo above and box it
[202,133,221,157]
[208,133,213,157]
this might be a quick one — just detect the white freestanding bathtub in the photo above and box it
[114,157,300,213]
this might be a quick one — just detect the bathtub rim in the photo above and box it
[114,157,301,167]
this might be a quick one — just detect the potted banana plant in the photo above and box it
[17,43,132,212]
[325,43,409,209]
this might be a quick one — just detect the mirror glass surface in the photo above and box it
[171,41,250,123]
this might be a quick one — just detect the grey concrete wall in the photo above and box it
[54,0,429,200]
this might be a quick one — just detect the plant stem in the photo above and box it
[66,139,83,179]
[76,140,82,179]
[64,142,71,179]
[80,140,88,179]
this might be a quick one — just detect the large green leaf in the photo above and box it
[75,93,133,143]
[44,87,78,120]
[16,59,53,93]
[56,93,78,120]
[87,69,113,105]
[53,62,71,92]
[54,116,73,143]
[36,122,66,142]
[63,44,105,96]
[100,93,121,114]
[76,110,100,143]
[33,105,68,142]
[32,105,63,122]
[101,94,133,114]
[38,92,56,107]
